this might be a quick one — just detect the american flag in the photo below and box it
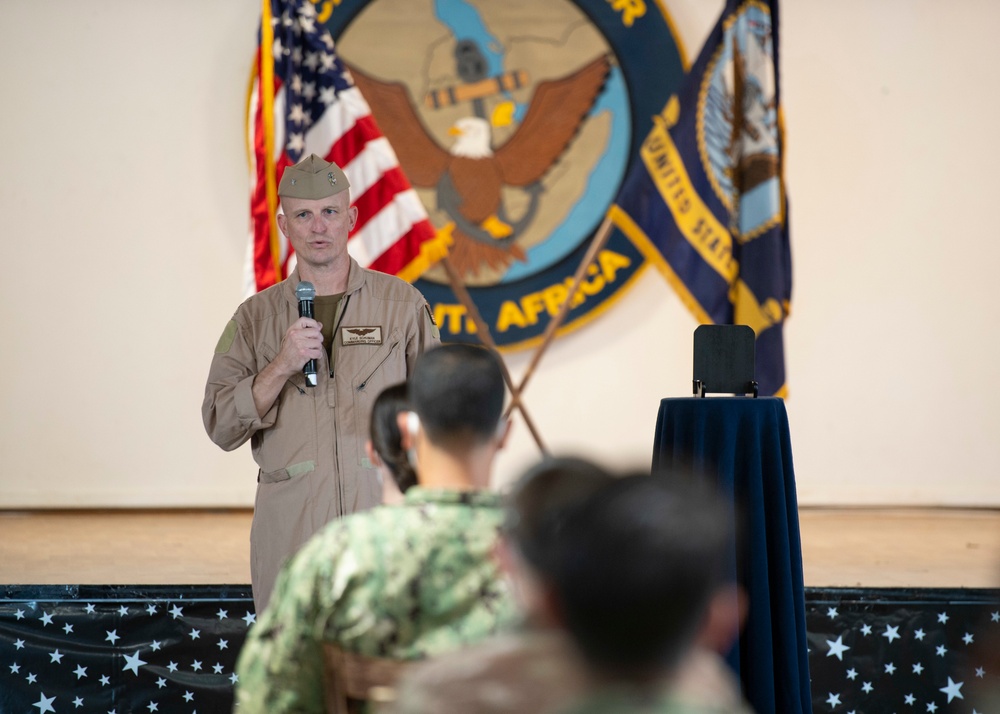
[246,0,446,294]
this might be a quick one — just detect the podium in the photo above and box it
[652,396,812,714]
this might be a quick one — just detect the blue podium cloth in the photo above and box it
[652,397,812,714]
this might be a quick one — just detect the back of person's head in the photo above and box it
[368,382,417,493]
[550,472,732,681]
[499,456,615,624]
[504,456,614,576]
[407,344,505,449]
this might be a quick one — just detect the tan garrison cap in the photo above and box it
[278,154,350,199]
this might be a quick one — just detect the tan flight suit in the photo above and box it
[203,259,439,611]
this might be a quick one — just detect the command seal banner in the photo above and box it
[323,0,686,350]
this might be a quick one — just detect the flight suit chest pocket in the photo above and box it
[351,328,404,394]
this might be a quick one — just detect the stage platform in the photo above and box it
[2,508,999,713]
[2,507,999,587]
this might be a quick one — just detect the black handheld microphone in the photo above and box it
[295,281,318,387]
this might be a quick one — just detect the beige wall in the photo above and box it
[1,0,997,508]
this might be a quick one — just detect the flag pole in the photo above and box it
[259,0,282,285]
[438,256,549,455]
[504,213,615,418]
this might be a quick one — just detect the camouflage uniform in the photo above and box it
[557,648,756,714]
[233,487,520,714]
[559,691,738,714]
[392,639,754,714]
[391,629,587,714]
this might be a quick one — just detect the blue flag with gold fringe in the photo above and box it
[611,0,791,397]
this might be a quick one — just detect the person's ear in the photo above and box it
[495,418,512,449]
[364,439,382,468]
[347,204,359,231]
[397,411,419,450]
[696,583,748,655]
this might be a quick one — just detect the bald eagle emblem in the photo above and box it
[347,55,611,278]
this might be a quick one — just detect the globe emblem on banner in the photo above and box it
[699,2,782,242]
[323,0,685,349]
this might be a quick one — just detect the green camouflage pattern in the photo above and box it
[234,487,520,713]
[559,690,743,714]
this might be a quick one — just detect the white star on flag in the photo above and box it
[846,668,858,680]
[105,630,120,645]
[40,613,54,626]
[914,628,926,640]
[936,645,947,657]
[939,677,963,702]
[861,681,873,693]
[962,633,973,644]
[937,612,949,624]
[826,607,838,618]
[123,651,147,676]
[882,625,900,643]
[33,693,56,714]
[860,624,872,635]
[825,692,841,708]
[169,605,184,619]
[826,635,850,660]
[904,693,916,704]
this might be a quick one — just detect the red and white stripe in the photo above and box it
[245,55,438,295]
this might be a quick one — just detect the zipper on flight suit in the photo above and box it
[357,341,399,392]
[328,294,351,379]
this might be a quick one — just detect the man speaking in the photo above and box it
[203,154,440,611]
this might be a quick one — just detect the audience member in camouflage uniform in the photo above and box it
[551,474,753,714]
[390,457,615,714]
[392,463,753,714]
[233,344,520,714]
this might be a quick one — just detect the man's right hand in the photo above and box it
[272,317,325,378]
[251,317,324,417]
